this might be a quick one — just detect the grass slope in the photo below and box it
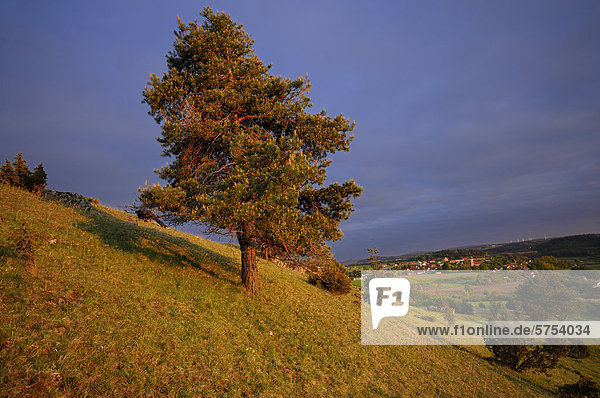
[0,184,594,397]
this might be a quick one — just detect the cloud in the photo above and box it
[1,0,598,260]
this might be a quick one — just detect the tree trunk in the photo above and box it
[237,225,259,294]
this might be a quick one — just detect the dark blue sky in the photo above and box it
[1,1,599,261]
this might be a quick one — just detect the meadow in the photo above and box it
[1,183,597,396]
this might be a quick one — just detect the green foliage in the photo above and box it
[140,8,361,293]
[537,234,600,257]
[0,153,47,193]
[413,248,487,261]
[529,256,573,270]
[488,345,590,374]
[512,273,578,321]
[29,164,48,192]
[12,153,30,187]
[347,268,361,278]
[486,234,600,258]
[9,224,35,262]
[349,234,600,268]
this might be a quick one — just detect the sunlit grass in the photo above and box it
[0,183,596,396]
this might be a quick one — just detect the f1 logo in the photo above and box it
[369,278,411,329]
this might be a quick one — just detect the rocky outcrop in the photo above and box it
[43,190,94,211]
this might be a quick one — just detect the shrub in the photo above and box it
[558,374,600,397]
[308,268,352,295]
[487,345,589,374]
[9,225,35,262]
[348,269,361,279]
[447,299,474,315]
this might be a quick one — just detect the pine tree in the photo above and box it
[29,164,48,192]
[140,8,362,294]
[0,159,18,185]
[12,153,30,189]
[1,154,48,193]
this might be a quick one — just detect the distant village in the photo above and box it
[381,257,529,271]
[346,235,592,279]
[347,256,532,279]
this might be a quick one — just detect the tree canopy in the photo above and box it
[140,8,362,293]
[0,153,47,193]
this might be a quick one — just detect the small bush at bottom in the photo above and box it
[558,374,600,397]
[487,345,589,374]
[10,225,35,261]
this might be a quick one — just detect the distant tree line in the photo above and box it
[0,153,47,193]
[536,234,600,257]
[356,234,599,268]
[528,256,573,270]
[487,234,600,258]
[411,248,488,261]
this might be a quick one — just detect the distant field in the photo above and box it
[565,256,600,269]
[1,183,597,396]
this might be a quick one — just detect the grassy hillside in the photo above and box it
[0,183,595,396]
